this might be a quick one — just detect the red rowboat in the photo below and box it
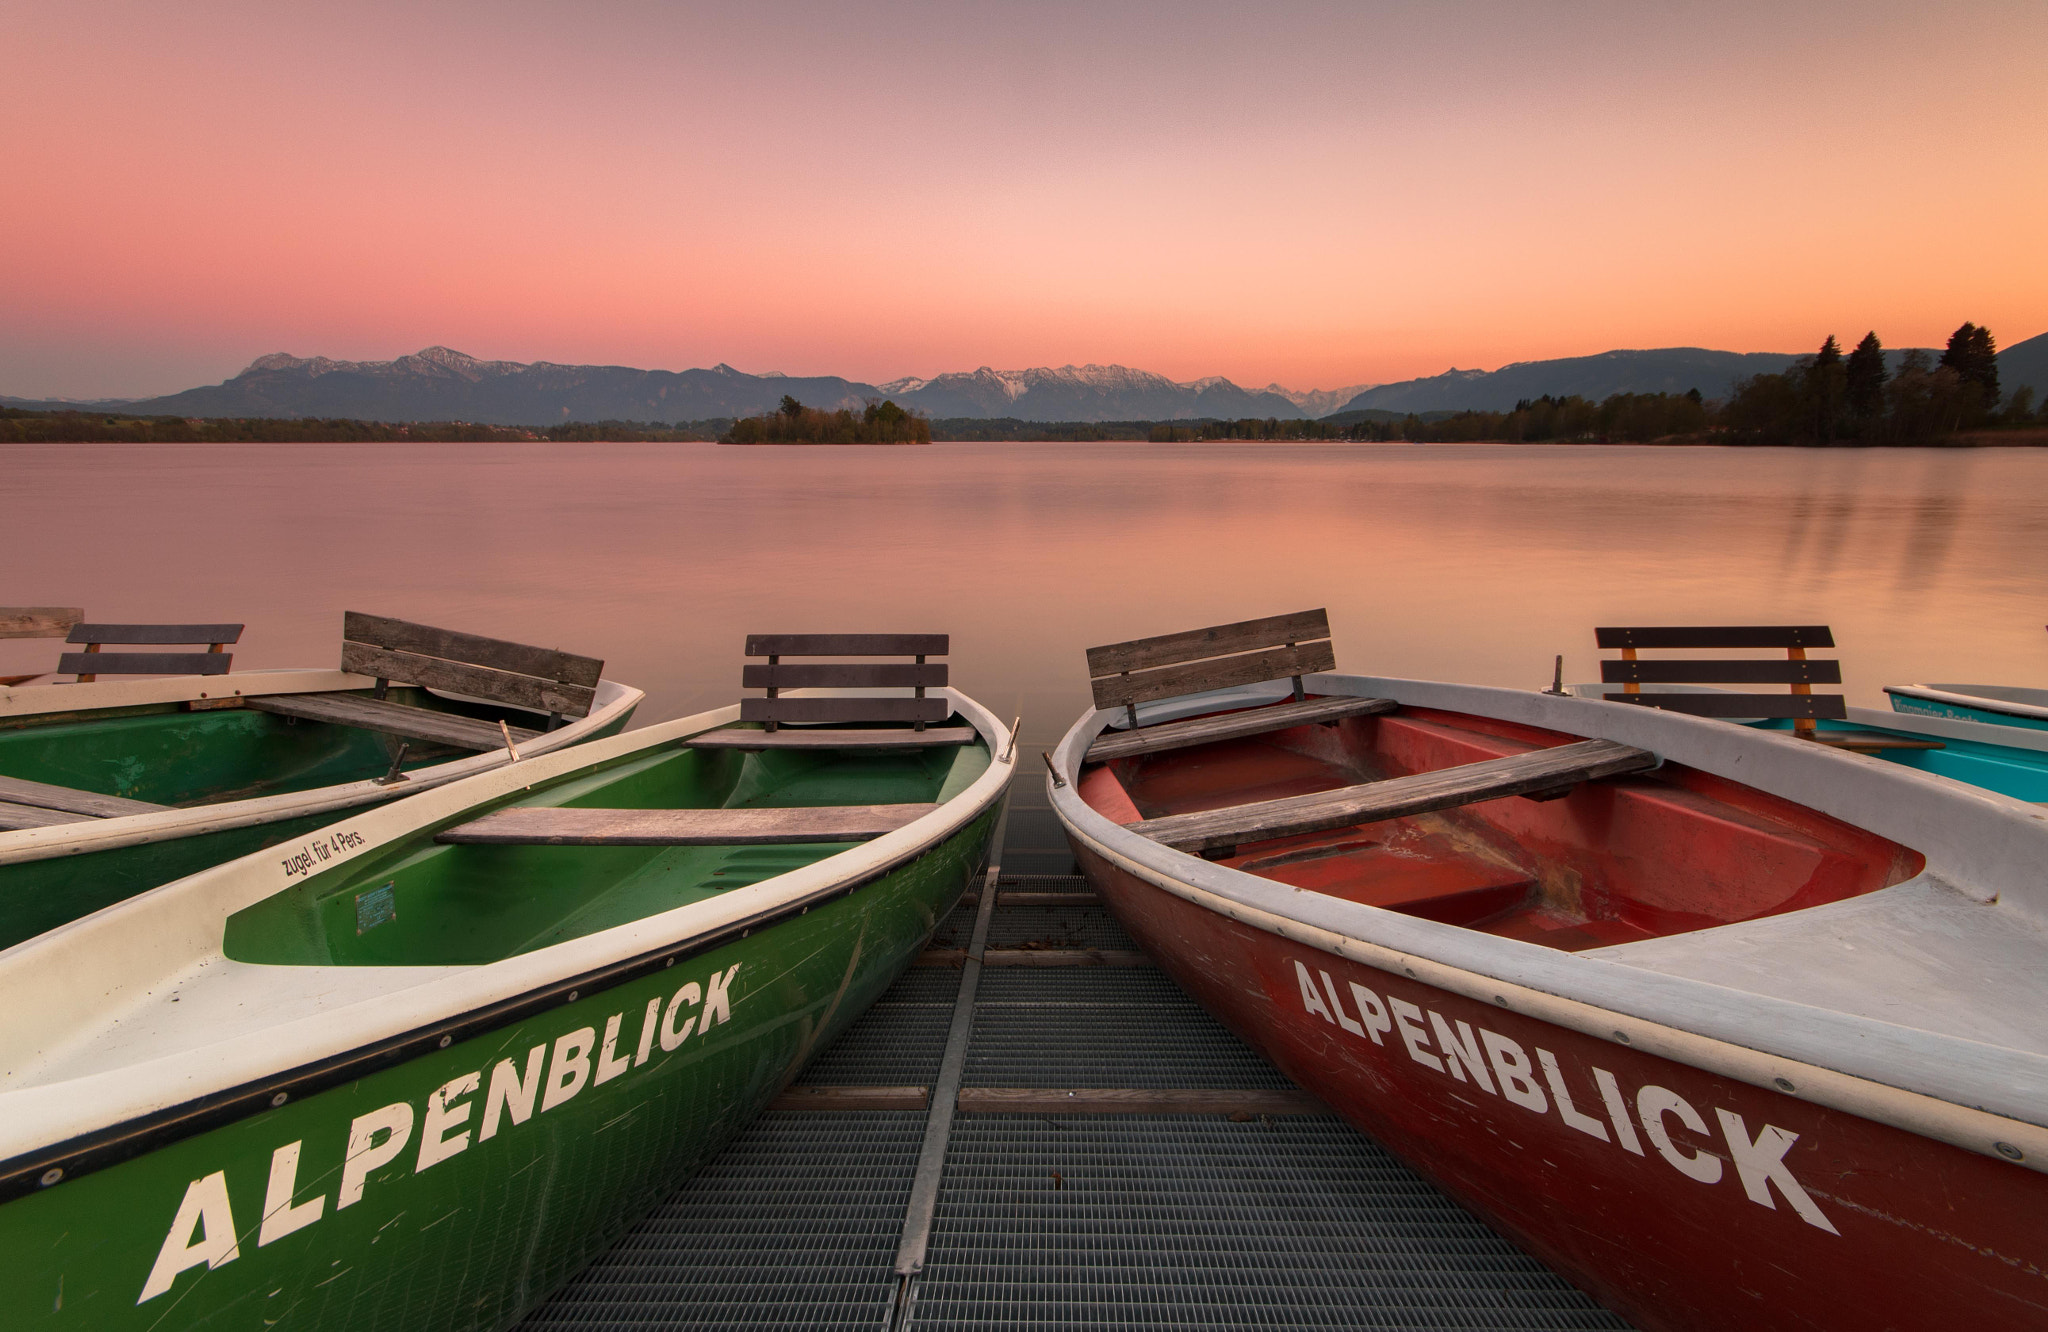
[1049,611,2048,1332]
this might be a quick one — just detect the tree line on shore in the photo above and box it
[722,395,931,445]
[0,409,713,444]
[1339,322,2037,445]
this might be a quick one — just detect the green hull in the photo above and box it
[0,690,634,949]
[0,805,993,1328]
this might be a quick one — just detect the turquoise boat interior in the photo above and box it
[1751,715,2048,803]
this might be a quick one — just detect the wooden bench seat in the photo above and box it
[434,803,940,846]
[0,774,169,820]
[1086,695,1396,763]
[0,801,95,832]
[247,693,540,752]
[60,622,243,681]
[1080,609,1389,764]
[251,612,601,755]
[684,632,972,751]
[1129,739,1657,857]
[1596,625,1941,753]
[688,726,980,751]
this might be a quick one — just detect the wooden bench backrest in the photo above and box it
[59,622,243,681]
[1595,625,1845,734]
[0,608,84,641]
[341,612,603,720]
[1086,609,1335,722]
[739,633,950,729]
[0,608,85,685]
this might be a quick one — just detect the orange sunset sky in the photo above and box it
[5,0,2044,399]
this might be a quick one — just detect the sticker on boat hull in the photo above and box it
[355,882,397,934]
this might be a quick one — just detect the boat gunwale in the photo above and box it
[0,673,647,866]
[0,687,1011,1200]
[1049,672,2048,1172]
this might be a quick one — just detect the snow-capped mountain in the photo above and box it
[99,351,1337,425]
[881,364,1305,421]
[54,343,1905,427]
[1263,382,1379,418]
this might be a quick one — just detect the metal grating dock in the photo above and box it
[519,749,1632,1331]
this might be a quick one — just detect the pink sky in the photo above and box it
[5,0,2044,398]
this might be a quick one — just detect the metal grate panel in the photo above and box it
[997,874,1092,891]
[797,1001,956,1086]
[906,1114,1632,1330]
[967,969,1295,1091]
[984,904,1140,951]
[521,1111,927,1332]
[929,902,981,951]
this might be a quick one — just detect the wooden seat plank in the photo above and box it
[0,801,95,832]
[1104,641,1339,709]
[434,803,940,846]
[0,775,169,819]
[1595,626,1834,650]
[741,662,948,690]
[1131,739,1658,856]
[1609,692,1848,720]
[0,608,83,640]
[66,623,244,645]
[740,697,952,727]
[247,693,538,752]
[687,726,979,751]
[57,652,233,677]
[339,611,603,722]
[1086,696,1396,763]
[1602,659,1843,685]
[1087,610,1333,677]
[342,613,602,687]
[339,643,596,717]
[745,633,948,657]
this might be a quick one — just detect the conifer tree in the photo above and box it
[1845,331,1887,430]
[1807,334,1846,443]
[1939,323,2000,416]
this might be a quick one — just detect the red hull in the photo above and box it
[1071,845,2048,1332]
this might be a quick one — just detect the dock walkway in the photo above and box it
[520,751,1632,1330]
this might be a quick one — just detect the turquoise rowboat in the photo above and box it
[1573,689,2048,804]
[0,687,1008,1328]
[1764,704,2048,804]
[0,614,643,951]
[1886,683,2048,734]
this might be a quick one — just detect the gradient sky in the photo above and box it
[5,0,2044,398]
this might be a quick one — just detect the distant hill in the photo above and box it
[878,364,1303,421]
[0,394,133,412]
[1334,349,1803,415]
[2000,330,2048,400]
[102,350,1313,425]
[117,348,879,428]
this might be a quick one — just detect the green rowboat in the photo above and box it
[0,616,644,951]
[0,687,1008,1329]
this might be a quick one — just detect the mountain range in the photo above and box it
[6,334,2042,425]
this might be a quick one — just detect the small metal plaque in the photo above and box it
[356,881,398,934]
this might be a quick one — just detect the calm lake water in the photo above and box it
[5,441,2046,747]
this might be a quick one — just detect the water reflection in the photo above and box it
[2,441,2044,735]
